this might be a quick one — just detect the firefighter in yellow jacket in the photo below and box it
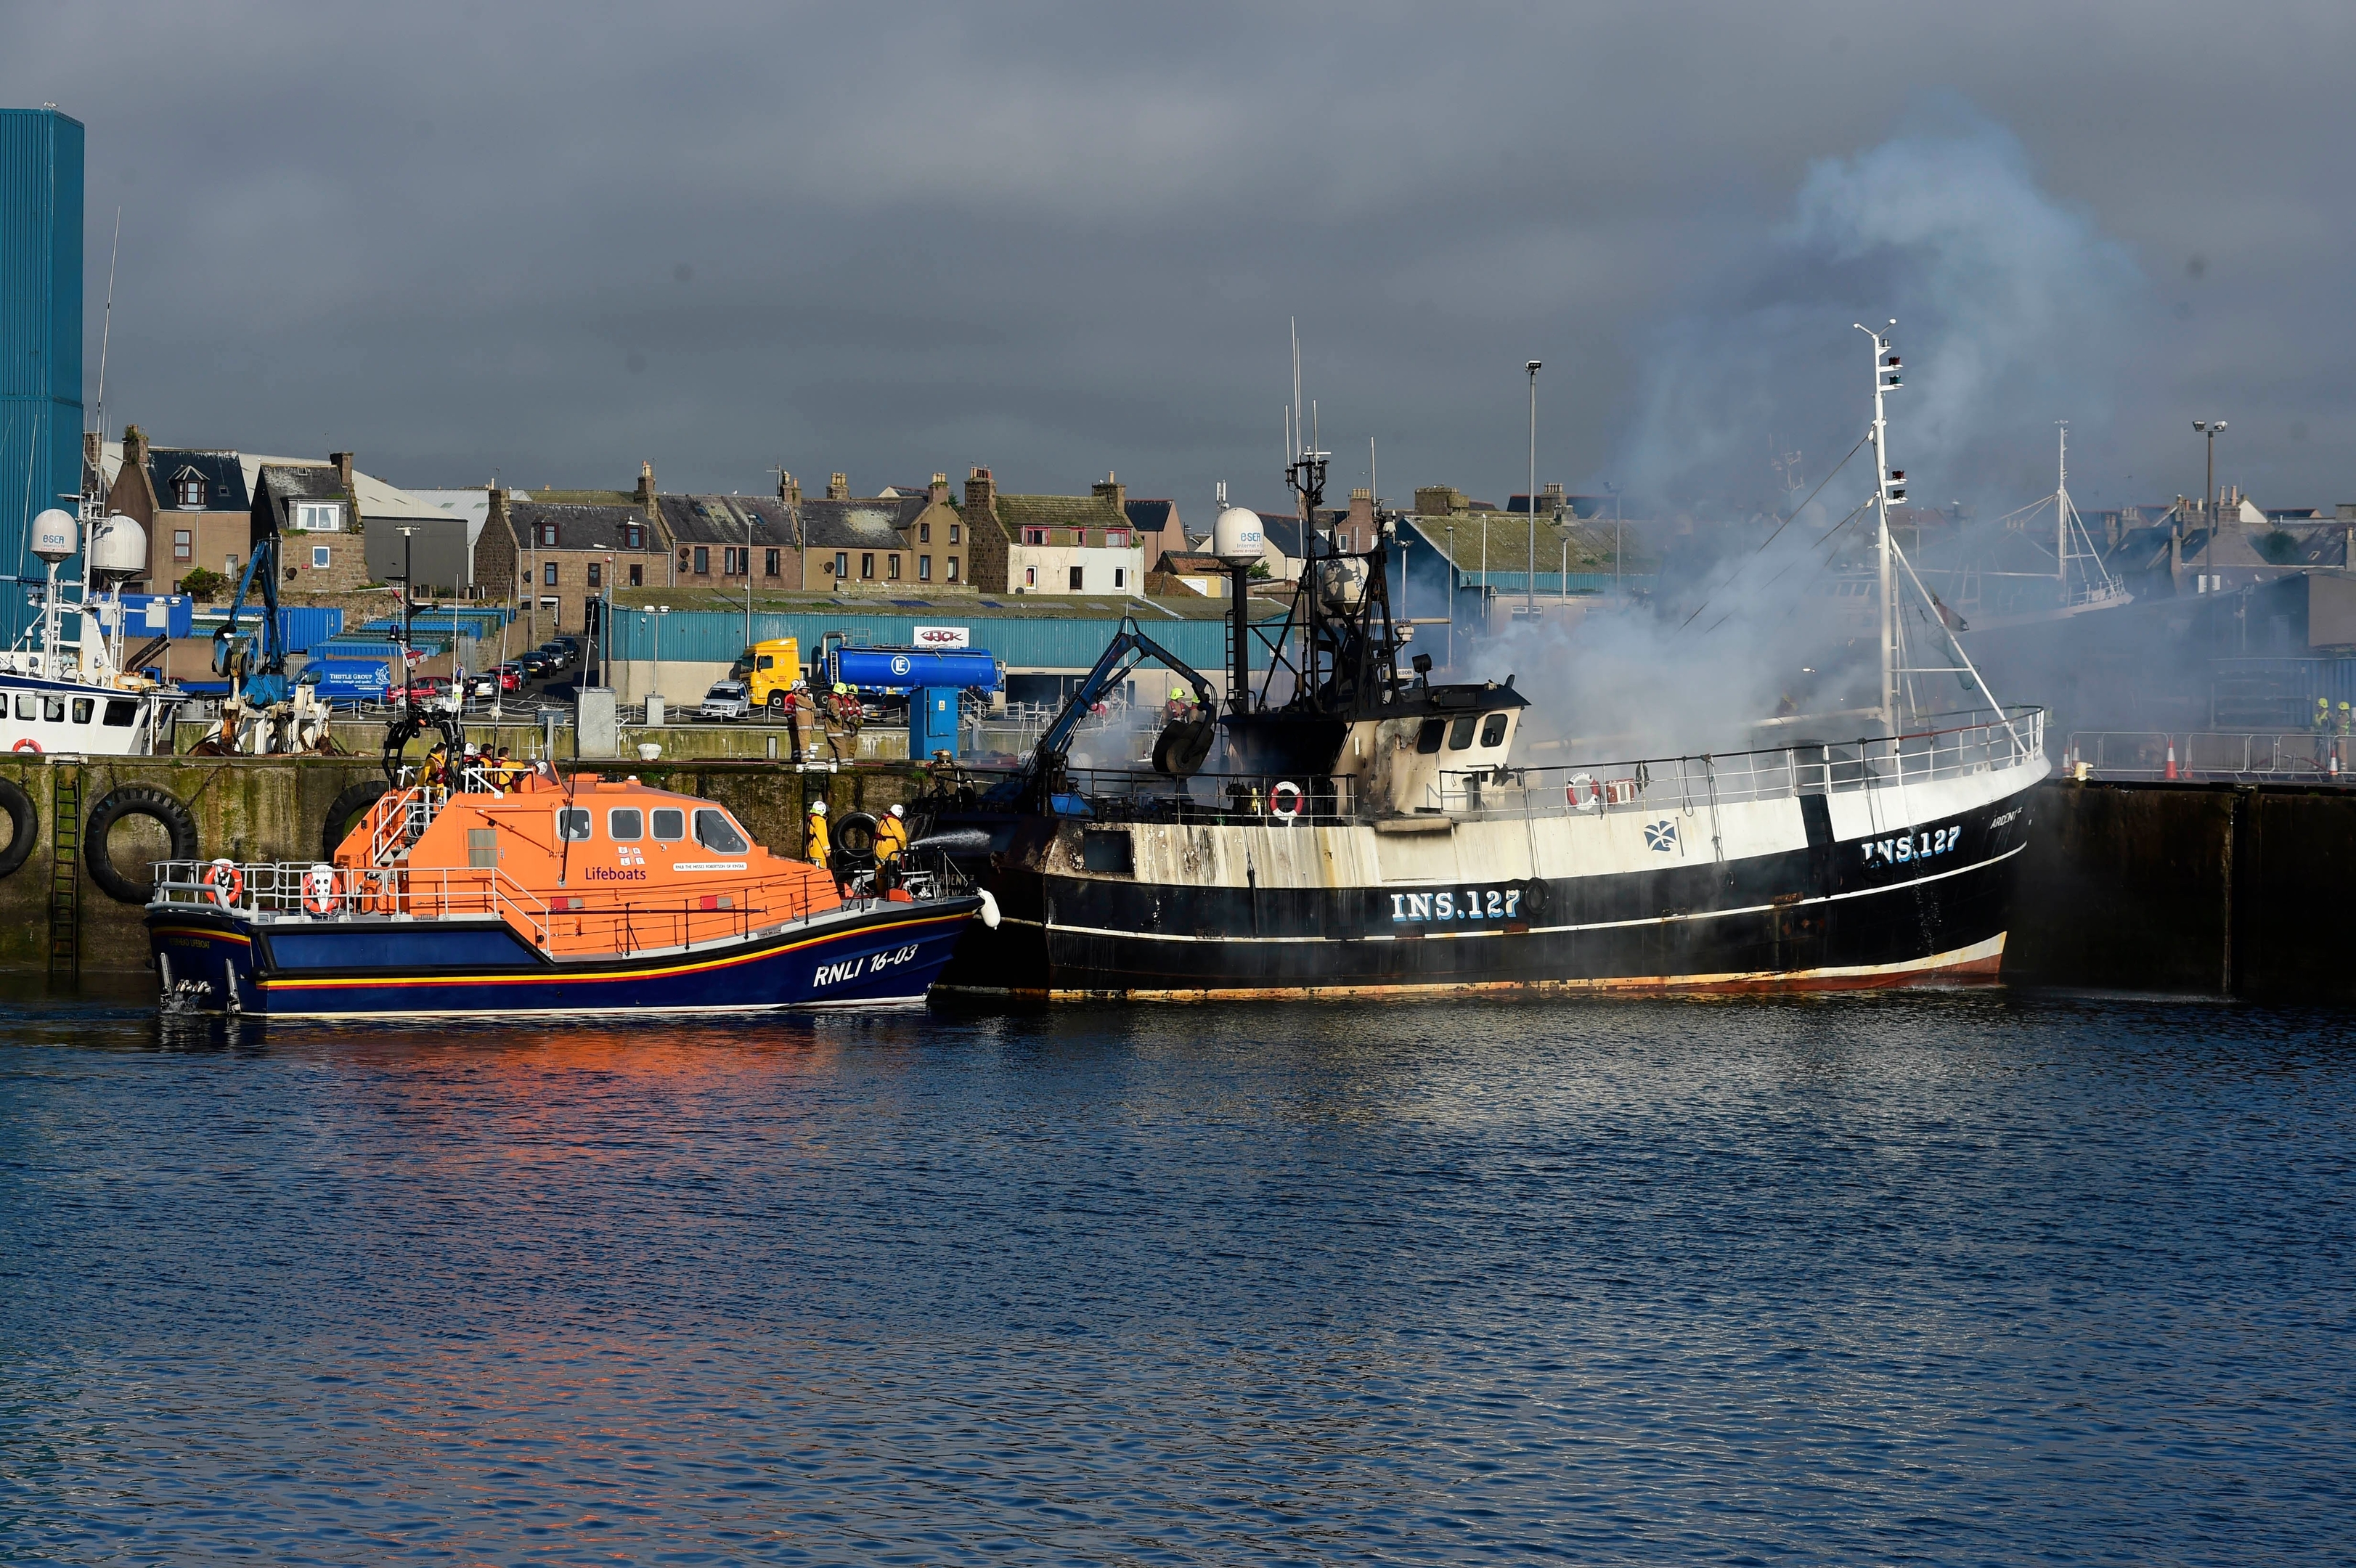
[876,802,910,867]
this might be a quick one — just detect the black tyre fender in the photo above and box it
[832,809,879,871]
[0,775,36,879]
[323,779,391,860]
[84,785,200,904]
[1519,877,1551,921]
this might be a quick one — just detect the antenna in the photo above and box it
[1290,318,1303,462]
[91,208,121,461]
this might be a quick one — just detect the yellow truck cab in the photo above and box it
[729,637,804,714]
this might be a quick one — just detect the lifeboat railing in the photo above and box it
[366,783,449,865]
[147,859,901,959]
[1431,706,2045,823]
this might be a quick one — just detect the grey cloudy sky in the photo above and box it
[7,1,2352,518]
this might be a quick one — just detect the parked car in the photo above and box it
[386,674,454,705]
[488,663,526,692]
[700,679,750,722]
[537,640,574,670]
[519,650,557,677]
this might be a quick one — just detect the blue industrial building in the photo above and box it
[0,107,83,645]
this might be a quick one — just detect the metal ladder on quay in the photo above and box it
[47,766,81,981]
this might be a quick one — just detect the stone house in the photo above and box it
[958,467,1146,595]
[250,460,374,594]
[476,465,664,642]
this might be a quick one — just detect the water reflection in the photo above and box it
[2,991,2352,1562]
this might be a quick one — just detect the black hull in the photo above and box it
[934,785,2035,1000]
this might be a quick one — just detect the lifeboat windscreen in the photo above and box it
[693,808,749,854]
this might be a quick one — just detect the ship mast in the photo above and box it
[1858,320,1904,730]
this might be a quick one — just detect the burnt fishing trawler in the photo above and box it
[915,326,2047,998]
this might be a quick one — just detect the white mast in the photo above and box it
[2057,422,2068,602]
[1857,320,1904,730]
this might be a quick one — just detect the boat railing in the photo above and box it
[1044,766,1365,826]
[366,783,449,865]
[2063,728,2352,783]
[1431,706,2045,822]
[148,857,908,958]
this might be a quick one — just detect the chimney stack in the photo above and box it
[123,423,150,475]
[828,473,849,501]
[330,450,354,493]
[635,460,656,513]
[930,472,950,505]
[1092,471,1127,513]
[965,465,995,515]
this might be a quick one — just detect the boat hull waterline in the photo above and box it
[149,899,979,1019]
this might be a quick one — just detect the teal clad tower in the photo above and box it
[1,107,85,643]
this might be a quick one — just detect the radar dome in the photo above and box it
[30,508,76,564]
[89,514,148,577]
[1212,505,1264,566]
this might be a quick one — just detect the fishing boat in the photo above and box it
[914,327,2048,998]
[146,764,989,1018]
[1,505,187,757]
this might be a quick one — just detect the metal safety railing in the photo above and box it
[1434,707,2045,824]
[2063,730,2354,783]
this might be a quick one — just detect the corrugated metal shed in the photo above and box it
[0,108,83,643]
[608,606,1273,673]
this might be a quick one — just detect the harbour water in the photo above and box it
[3,988,2349,1564]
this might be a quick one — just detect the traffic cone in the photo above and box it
[2164,739,2178,780]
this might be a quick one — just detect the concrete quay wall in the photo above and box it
[0,755,918,973]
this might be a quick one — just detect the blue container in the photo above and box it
[910,686,963,759]
[829,647,1003,692]
[297,658,391,703]
[274,605,344,653]
[0,109,83,647]
[116,592,194,640]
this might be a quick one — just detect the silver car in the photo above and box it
[700,679,750,721]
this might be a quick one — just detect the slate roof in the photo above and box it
[800,496,926,550]
[993,493,1127,531]
[658,494,802,550]
[508,500,656,552]
[252,464,355,532]
[148,449,249,512]
[1124,499,1176,534]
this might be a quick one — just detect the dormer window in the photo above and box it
[1023,528,1048,546]
[537,522,560,547]
[623,523,641,549]
[176,475,206,508]
[294,502,343,532]
[1106,528,1130,548]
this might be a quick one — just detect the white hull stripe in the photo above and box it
[1020,843,2026,947]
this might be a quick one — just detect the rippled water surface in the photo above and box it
[2,987,2351,1564]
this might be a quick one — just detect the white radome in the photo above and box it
[1212,505,1264,566]
[89,514,148,577]
[30,507,76,563]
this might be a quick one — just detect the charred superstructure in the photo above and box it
[918,338,2047,999]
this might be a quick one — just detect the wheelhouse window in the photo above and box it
[558,808,592,841]
[295,502,343,532]
[1415,718,1445,754]
[71,698,92,724]
[693,808,749,853]
[1479,712,1509,747]
[1447,716,1477,750]
[102,698,137,727]
[608,808,643,841]
[651,808,685,841]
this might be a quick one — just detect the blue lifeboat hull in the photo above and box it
[147,897,980,1019]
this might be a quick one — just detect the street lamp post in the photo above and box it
[2193,420,2227,523]
[1525,359,1541,618]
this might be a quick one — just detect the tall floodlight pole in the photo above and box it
[1525,359,1541,617]
[2193,420,2226,523]
[1856,321,1906,731]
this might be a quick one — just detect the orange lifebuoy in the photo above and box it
[10,738,40,755]
[205,858,245,909]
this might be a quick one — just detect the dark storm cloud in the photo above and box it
[4,1,2351,516]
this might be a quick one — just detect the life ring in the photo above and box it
[1269,780,1303,823]
[203,858,245,909]
[11,738,39,755]
[1565,773,1601,812]
[83,784,201,904]
[302,862,341,917]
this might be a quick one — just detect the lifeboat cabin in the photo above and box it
[145,766,985,1018]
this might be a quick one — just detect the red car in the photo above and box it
[386,675,455,704]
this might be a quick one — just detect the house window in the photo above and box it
[539,523,560,547]
[224,554,240,576]
[624,523,641,548]
[629,563,643,587]
[860,552,875,579]
[693,546,709,574]
[1113,567,1125,589]
[1069,565,1084,591]
[834,551,849,577]
[919,521,932,543]
[1024,527,1048,545]
[295,502,343,532]
[765,548,780,576]
[722,547,740,575]
[1107,529,1130,548]
[587,562,603,588]
[178,476,206,508]
[949,523,960,544]
[1024,565,1037,587]
[918,555,932,581]
[311,544,333,570]
[544,562,558,587]
[947,557,959,582]
[173,529,192,562]
[887,554,901,579]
